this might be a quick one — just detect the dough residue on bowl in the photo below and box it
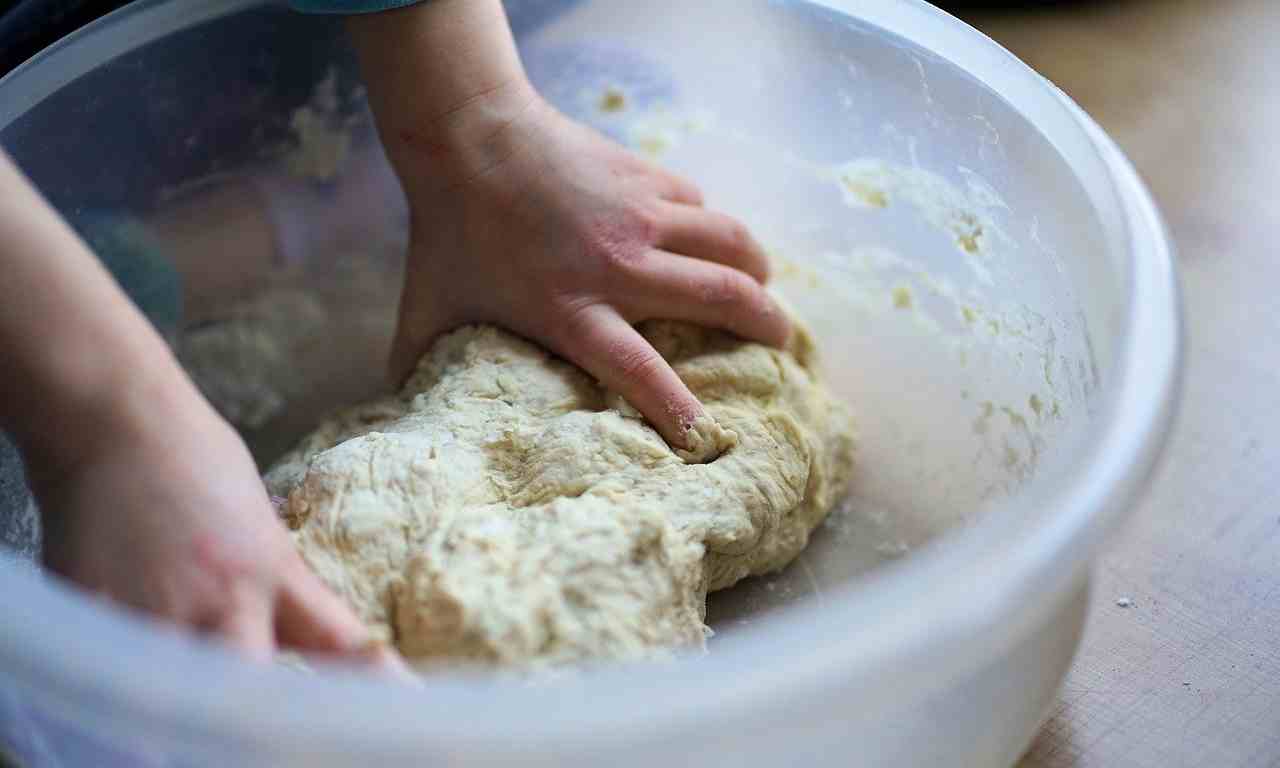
[266,321,854,669]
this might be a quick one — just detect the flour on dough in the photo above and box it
[266,321,854,668]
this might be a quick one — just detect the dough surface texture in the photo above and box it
[266,321,854,668]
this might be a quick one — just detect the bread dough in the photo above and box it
[180,292,326,430]
[266,321,854,668]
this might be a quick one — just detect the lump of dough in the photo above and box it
[266,321,855,669]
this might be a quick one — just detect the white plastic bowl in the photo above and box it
[0,1,1180,766]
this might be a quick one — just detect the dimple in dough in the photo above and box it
[266,321,855,669]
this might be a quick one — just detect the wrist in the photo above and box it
[18,338,209,486]
[348,0,541,195]
[400,83,548,202]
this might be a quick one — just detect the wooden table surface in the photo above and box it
[956,2,1280,766]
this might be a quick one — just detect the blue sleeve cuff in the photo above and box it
[290,0,423,13]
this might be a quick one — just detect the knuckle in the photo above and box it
[581,210,655,270]
[610,341,665,383]
[625,202,662,245]
[598,243,648,272]
[700,270,754,306]
[552,296,598,344]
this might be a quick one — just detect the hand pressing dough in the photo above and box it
[266,321,854,668]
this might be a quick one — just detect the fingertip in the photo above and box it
[680,183,704,207]
[673,408,734,464]
[729,277,792,349]
[725,220,771,284]
[554,307,704,453]
[653,205,770,282]
[750,255,772,285]
[760,294,794,348]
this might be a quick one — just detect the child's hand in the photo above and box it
[0,152,396,666]
[386,94,790,451]
[34,380,380,663]
[350,1,790,453]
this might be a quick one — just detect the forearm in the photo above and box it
[0,152,193,471]
[346,0,539,195]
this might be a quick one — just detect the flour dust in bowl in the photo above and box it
[0,0,1179,766]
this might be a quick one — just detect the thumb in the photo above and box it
[387,255,454,389]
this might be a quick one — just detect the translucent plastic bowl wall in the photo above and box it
[0,1,1179,766]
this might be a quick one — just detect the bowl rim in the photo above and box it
[0,0,1182,757]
